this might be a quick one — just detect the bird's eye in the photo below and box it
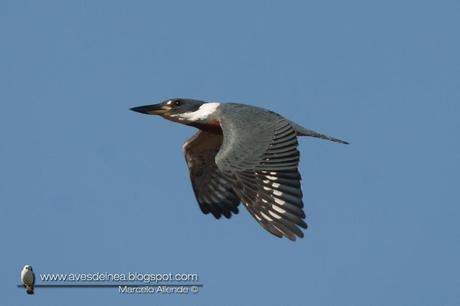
[174,100,182,106]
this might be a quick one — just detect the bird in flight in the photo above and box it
[131,98,348,241]
[21,265,35,294]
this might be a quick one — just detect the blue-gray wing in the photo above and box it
[184,130,240,219]
[215,106,307,240]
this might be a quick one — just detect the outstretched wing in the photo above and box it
[216,106,307,240]
[183,130,240,219]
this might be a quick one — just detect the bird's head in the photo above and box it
[130,98,220,127]
[23,265,33,271]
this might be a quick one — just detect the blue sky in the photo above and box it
[1,0,459,305]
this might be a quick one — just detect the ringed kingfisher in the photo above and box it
[131,98,348,241]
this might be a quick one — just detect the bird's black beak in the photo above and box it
[130,103,171,115]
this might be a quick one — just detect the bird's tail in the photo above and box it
[26,286,34,294]
[289,121,349,144]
